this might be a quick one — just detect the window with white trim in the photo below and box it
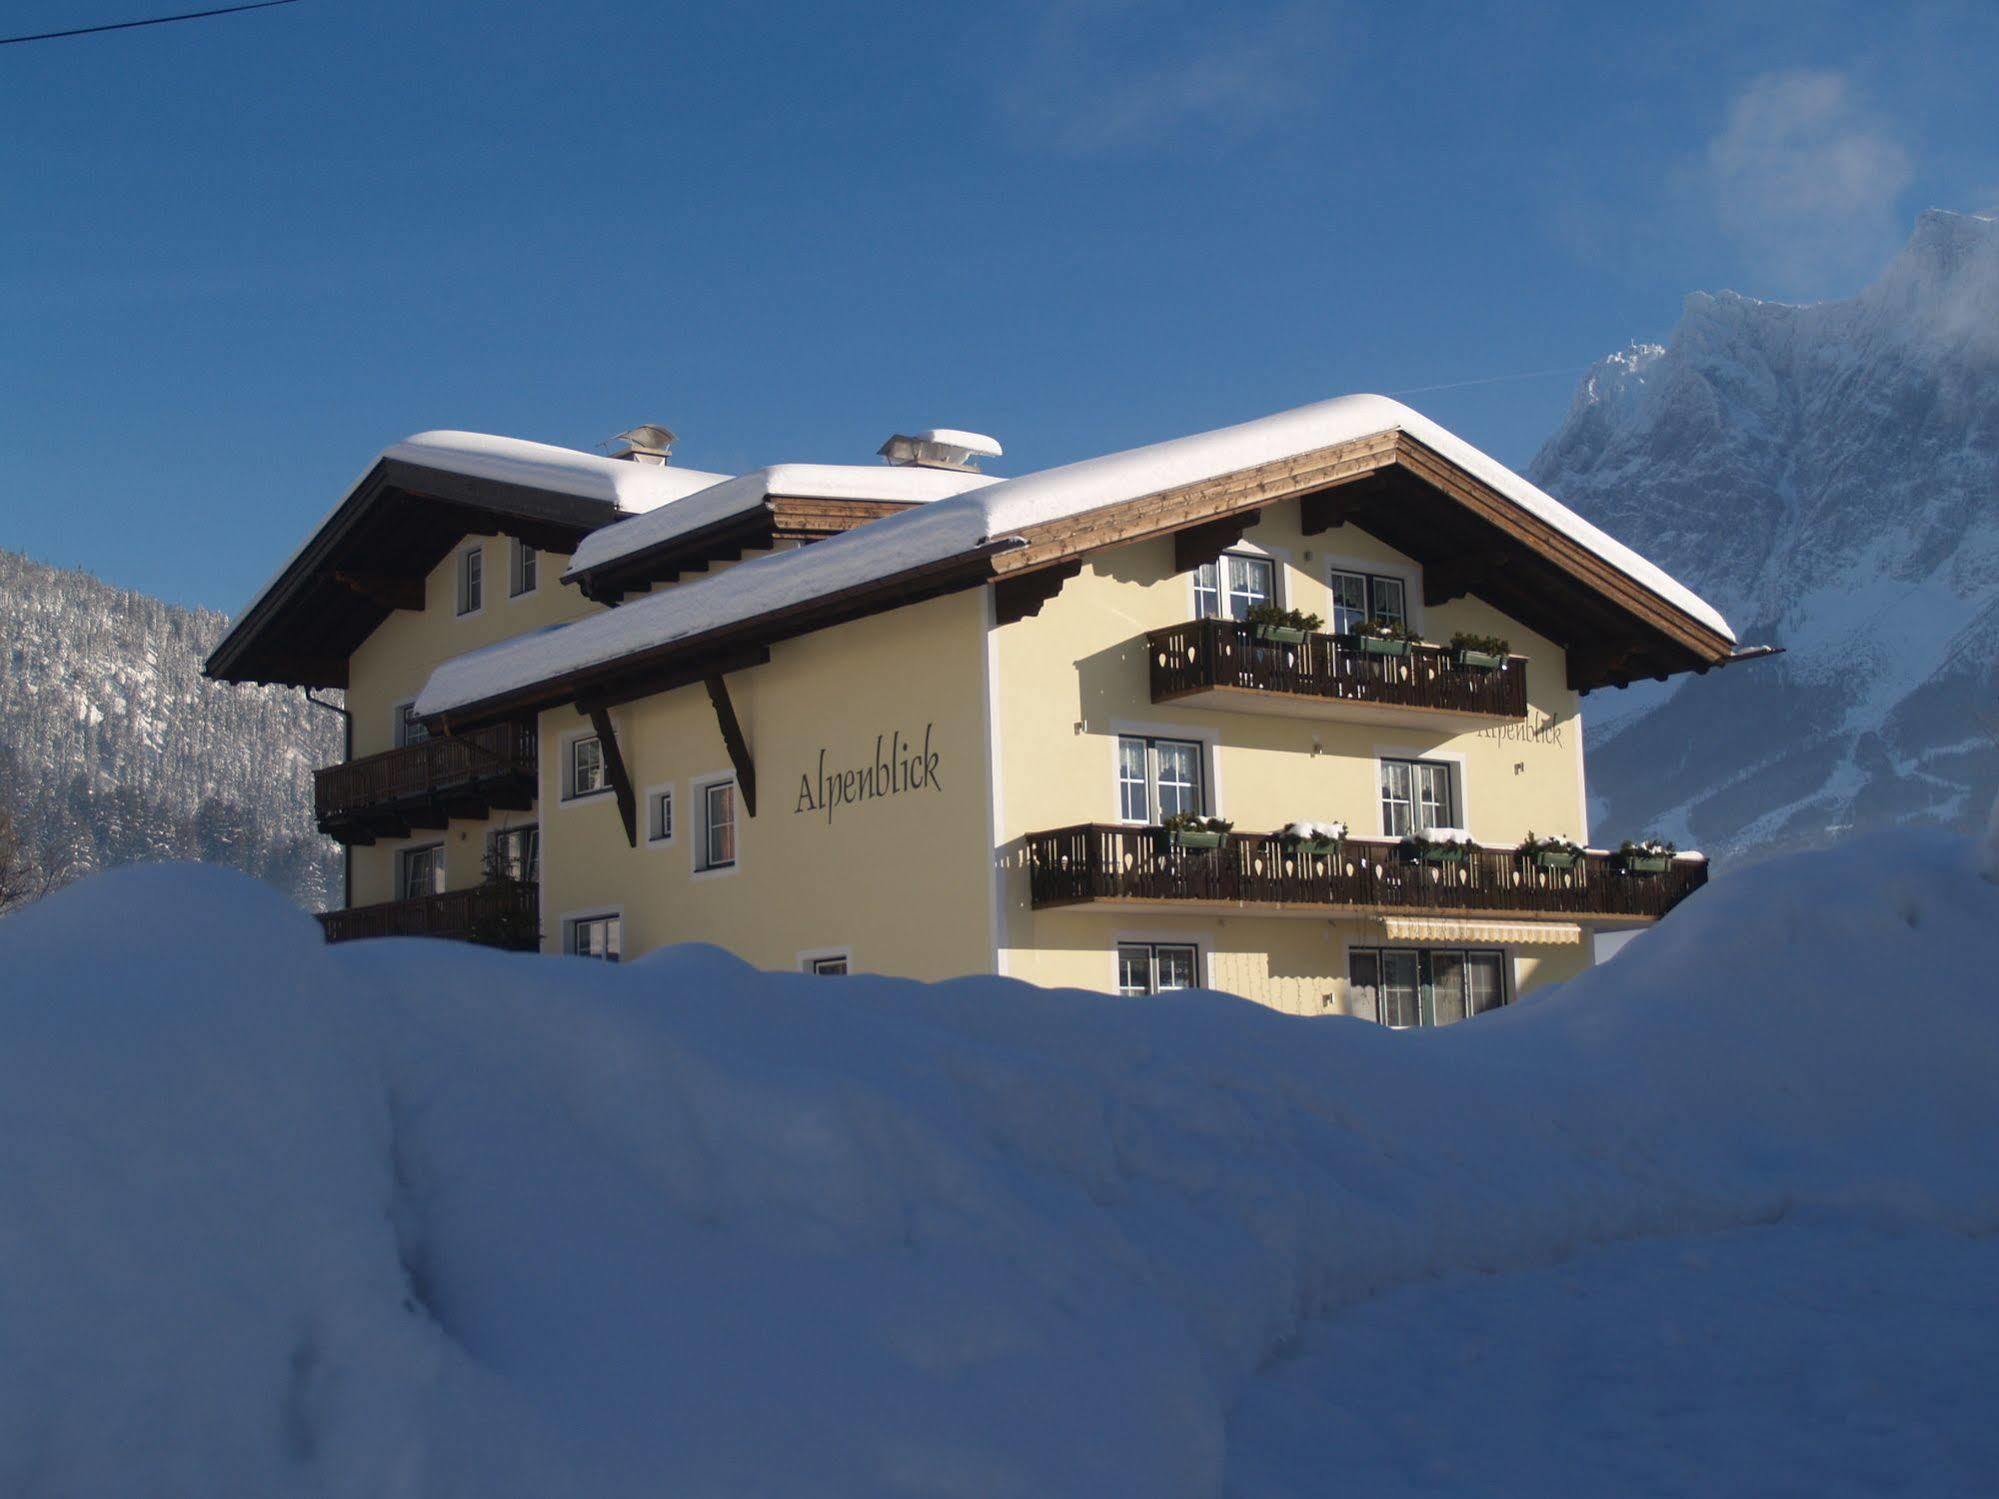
[647,787,674,844]
[1116,943,1198,996]
[1330,569,1407,634]
[1117,735,1205,823]
[806,954,849,976]
[698,779,737,870]
[1193,552,1275,621]
[395,702,429,748]
[1347,948,1506,1028]
[1380,757,1456,838]
[399,843,444,900]
[456,546,483,615]
[487,824,538,883]
[567,914,620,962]
[568,735,606,799]
[510,540,538,597]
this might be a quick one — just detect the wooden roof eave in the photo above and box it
[429,538,1022,734]
[203,459,624,689]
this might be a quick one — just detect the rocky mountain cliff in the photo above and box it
[0,548,340,909]
[1533,209,1999,864]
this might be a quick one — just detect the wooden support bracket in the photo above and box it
[1172,509,1261,573]
[705,673,757,816]
[993,561,1083,627]
[1423,555,1501,607]
[1299,476,1394,536]
[583,703,639,847]
[333,571,425,611]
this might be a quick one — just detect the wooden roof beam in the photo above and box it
[1173,509,1261,573]
[705,672,757,817]
[993,561,1083,626]
[580,702,639,847]
[333,570,425,612]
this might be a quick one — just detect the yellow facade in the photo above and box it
[333,491,1607,1012]
[345,534,597,907]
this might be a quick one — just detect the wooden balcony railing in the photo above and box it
[1027,825,1706,923]
[314,722,537,841]
[1149,618,1529,720]
[317,881,540,949]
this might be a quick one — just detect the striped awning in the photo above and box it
[1379,917,1583,946]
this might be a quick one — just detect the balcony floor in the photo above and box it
[1156,682,1524,732]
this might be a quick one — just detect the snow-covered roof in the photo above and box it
[417,395,1737,719]
[386,431,730,516]
[564,463,999,580]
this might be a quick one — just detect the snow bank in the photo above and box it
[419,395,1734,717]
[3,831,1994,1496]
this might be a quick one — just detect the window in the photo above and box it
[569,735,606,799]
[456,547,483,615]
[698,779,737,870]
[395,702,429,748]
[1380,757,1457,838]
[1193,552,1275,621]
[806,954,849,976]
[510,540,538,597]
[1329,569,1407,634]
[1117,736,1205,823]
[1348,948,1506,1028]
[399,843,444,901]
[487,825,538,883]
[647,787,674,845]
[567,915,620,962]
[1116,943,1199,996]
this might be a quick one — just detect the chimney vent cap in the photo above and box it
[878,429,1003,471]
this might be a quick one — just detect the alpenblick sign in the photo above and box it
[794,724,942,822]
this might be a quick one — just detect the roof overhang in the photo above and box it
[203,458,627,690]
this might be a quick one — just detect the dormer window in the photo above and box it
[1193,553,1273,621]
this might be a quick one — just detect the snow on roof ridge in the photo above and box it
[419,395,1734,718]
[388,430,730,516]
[563,463,999,580]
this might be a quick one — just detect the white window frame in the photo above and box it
[398,841,445,901]
[1374,747,1468,839]
[1113,939,1203,996]
[508,539,539,599]
[455,544,484,617]
[643,782,677,848]
[1347,946,1508,1028]
[1320,550,1423,638]
[562,910,622,962]
[1191,549,1277,622]
[1114,733,1209,824]
[799,948,852,976]
[691,771,740,878]
[563,731,610,802]
[393,700,429,749]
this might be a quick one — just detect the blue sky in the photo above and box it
[2,0,1993,613]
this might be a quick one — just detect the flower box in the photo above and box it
[1532,849,1579,869]
[1358,636,1409,658]
[1407,842,1467,864]
[1622,854,1672,874]
[1457,648,1506,671]
[1285,837,1341,857]
[1254,624,1309,645]
[1170,829,1227,850]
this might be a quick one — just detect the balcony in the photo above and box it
[317,881,541,949]
[1148,618,1528,728]
[315,723,537,844]
[1026,825,1705,925]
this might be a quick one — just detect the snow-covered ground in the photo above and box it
[2,828,1995,1497]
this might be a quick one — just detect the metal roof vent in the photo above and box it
[609,424,676,465]
[877,428,1003,472]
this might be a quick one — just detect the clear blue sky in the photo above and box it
[3,0,1993,613]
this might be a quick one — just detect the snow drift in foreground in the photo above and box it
[3,833,1996,1497]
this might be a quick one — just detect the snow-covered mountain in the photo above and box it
[0,548,339,909]
[1533,209,1999,864]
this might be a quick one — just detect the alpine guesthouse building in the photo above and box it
[207,397,1752,1025]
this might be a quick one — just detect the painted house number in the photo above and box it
[794,724,943,822]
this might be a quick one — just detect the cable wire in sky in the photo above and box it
[0,0,300,47]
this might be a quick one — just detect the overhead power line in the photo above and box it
[0,0,300,47]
